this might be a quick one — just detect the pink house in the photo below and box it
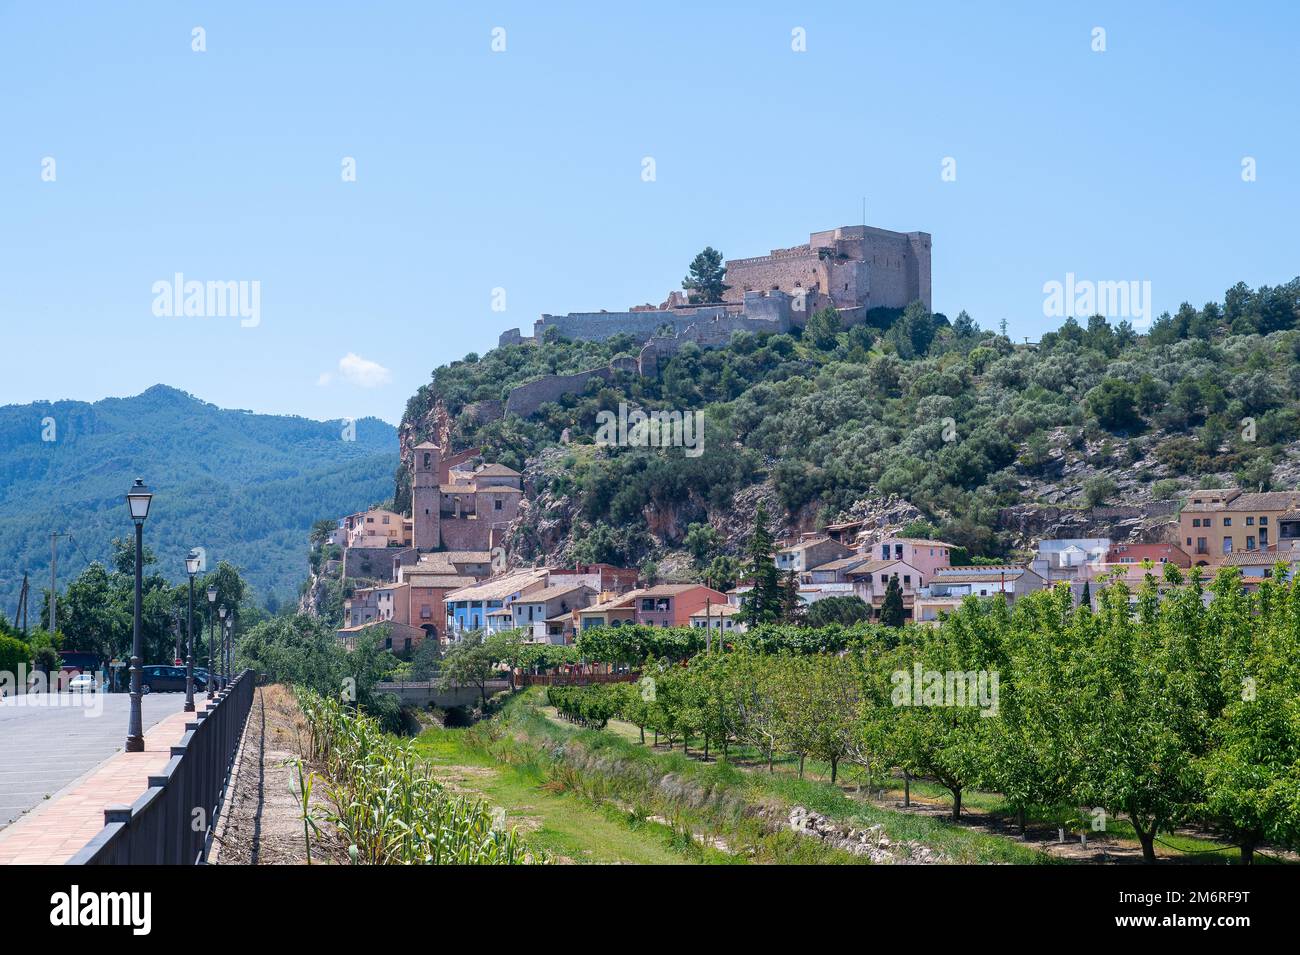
[633,584,728,627]
[871,537,955,579]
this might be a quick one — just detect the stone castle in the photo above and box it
[499,224,931,349]
[491,223,931,418]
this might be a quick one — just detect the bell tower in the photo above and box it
[412,441,441,550]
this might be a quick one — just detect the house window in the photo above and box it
[641,599,655,611]
[1197,537,1207,554]
[1260,528,1269,546]
[1247,536,1256,551]
[1260,516,1269,525]
[1223,518,1232,527]
[1192,519,1201,527]
[494,499,503,510]
[903,575,911,585]
[1223,537,1232,555]
[1246,516,1255,525]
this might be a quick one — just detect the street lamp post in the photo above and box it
[224,615,234,683]
[218,605,227,689]
[184,550,200,712]
[124,479,152,753]
[206,585,218,700]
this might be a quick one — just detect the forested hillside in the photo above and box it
[0,385,397,613]
[400,279,1300,571]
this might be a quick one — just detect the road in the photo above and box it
[0,691,194,830]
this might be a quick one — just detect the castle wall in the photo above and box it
[534,306,731,343]
[723,249,826,305]
[505,366,614,418]
[723,225,931,312]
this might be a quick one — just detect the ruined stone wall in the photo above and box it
[680,313,786,347]
[462,400,504,426]
[505,366,613,418]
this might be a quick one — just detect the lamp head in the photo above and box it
[126,479,153,523]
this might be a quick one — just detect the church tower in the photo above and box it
[412,441,441,550]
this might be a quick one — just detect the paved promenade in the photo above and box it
[0,693,212,864]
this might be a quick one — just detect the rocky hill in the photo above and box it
[395,279,1300,577]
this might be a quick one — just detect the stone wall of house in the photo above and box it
[343,545,402,580]
[437,519,508,551]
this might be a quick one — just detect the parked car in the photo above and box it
[139,665,197,694]
[192,668,211,690]
[67,672,98,693]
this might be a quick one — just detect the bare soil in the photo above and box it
[212,684,324,865]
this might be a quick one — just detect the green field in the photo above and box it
[411,691,1055,865]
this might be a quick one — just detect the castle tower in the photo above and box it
[412,441,441,551]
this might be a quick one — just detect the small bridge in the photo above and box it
[371,679,511,708]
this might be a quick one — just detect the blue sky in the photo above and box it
[1,1,1296,424]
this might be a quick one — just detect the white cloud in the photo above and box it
[320,352,391,389]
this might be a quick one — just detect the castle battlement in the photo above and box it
[497,223,930,350]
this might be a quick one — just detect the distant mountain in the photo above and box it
[0,385,397,617]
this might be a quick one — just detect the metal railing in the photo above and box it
[67,669,256,865]
[518,671,639,687]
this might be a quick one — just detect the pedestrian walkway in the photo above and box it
[0,698,214,864]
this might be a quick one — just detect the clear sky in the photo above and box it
[1,1,1296,424]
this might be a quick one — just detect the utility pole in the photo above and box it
[15,574,30,636]
[49,532,70,634]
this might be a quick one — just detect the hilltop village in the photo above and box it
[302,225,1300,656]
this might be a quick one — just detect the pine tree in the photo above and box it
[880,575,905,628]
[1080,580,1091,610]
[739,503,781,626]
[780,569,804,624]
[682,247,730,304]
